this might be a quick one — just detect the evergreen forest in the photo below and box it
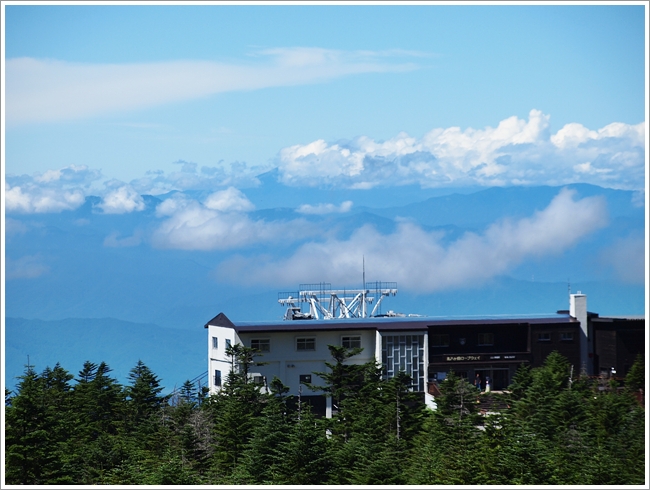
[4,346,646,485]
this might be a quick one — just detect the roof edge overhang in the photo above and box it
[204,312,235,329]
[227,314,574,333]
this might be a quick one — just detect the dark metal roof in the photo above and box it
[592,315,645,322]
[204,312,235,329]
[206,312,575,333]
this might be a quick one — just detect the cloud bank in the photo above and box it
[129,161,268,196]
[4,111,644,215]
[216,189,609,292]
[151,189,315,251]
[5,164,98,213]
[5,48,417,125]
[297,201,353,215]
[276,110,645,191]
[4,165,149,215]
[99,185,146,214]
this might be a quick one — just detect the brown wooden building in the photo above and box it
[591,315,645,377]
[427,314,582,390]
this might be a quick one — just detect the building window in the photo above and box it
[431,334,450,347]
[381,334,425,392]
[226,339,232,349]
[212,337,218,349]
[253,375,265,385]
[537,332,551,342]
[342,336,361,349]
[478,333,494,346]
[299,374,312,384]
[214,370,222,387]
[251,339,270,352]
[560,332,574,342]
[297,337,315,351]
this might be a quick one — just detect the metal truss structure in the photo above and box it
[278,282,398,320]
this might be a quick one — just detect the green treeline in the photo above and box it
[4,347,645,485]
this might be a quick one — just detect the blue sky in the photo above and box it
[3,4,646,186]
[2,3,647,314]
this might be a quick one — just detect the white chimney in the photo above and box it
[570,293,590,375]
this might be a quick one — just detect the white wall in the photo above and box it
[207,324,239,393]
[237,329,377,395]
[570,293,590,375]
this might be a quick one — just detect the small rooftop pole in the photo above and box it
[362,255,366,317]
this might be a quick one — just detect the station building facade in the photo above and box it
[205,293,645,415]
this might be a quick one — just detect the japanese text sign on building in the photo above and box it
[446,355,481,362]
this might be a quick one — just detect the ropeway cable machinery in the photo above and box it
[278,281,398,320]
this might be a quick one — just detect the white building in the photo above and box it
[205,312,432,416]
[205,291,645,417]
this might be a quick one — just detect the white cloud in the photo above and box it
[4,164,104,214]
[276,110,645,190]
[32,164,102,185]
[550,123,598,149]
[204,187,255,212]
[103,231,142,248]
[297,200,353,215]
[216,189,608,291]
[572,161,612,175]
[129,161,270,195]
[98,185,145,214]
[5,255,50,280]
[151,194,315,251]
[4,167,153,215]
[552,121,646,150]
[6,48,418,125]
[5,181,86,213]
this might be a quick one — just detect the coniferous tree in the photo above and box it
[624,354,644,392]
[343,371,424,485]
[125,360,166,428]
[38,363,77,484]
[5,365,48,484]
[116,360,170,478]
[238,377,293,484]
[407,371,482,484]
[506,362,533,404]
[63,361,126,483]
[308,345,375,441]
[511,351,571,440]
[5,363,78,484]
[274,407,331,485]
[207,343,267,481]
[306,345,381,483]
[4,350,645,485]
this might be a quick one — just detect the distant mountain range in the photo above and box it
[4,181,645,392]
[5,317,206,393]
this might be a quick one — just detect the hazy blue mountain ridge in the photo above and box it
[359,183,643,229]
[5,317,206,393]
[5,183,643,327]
[5,183,645,394]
